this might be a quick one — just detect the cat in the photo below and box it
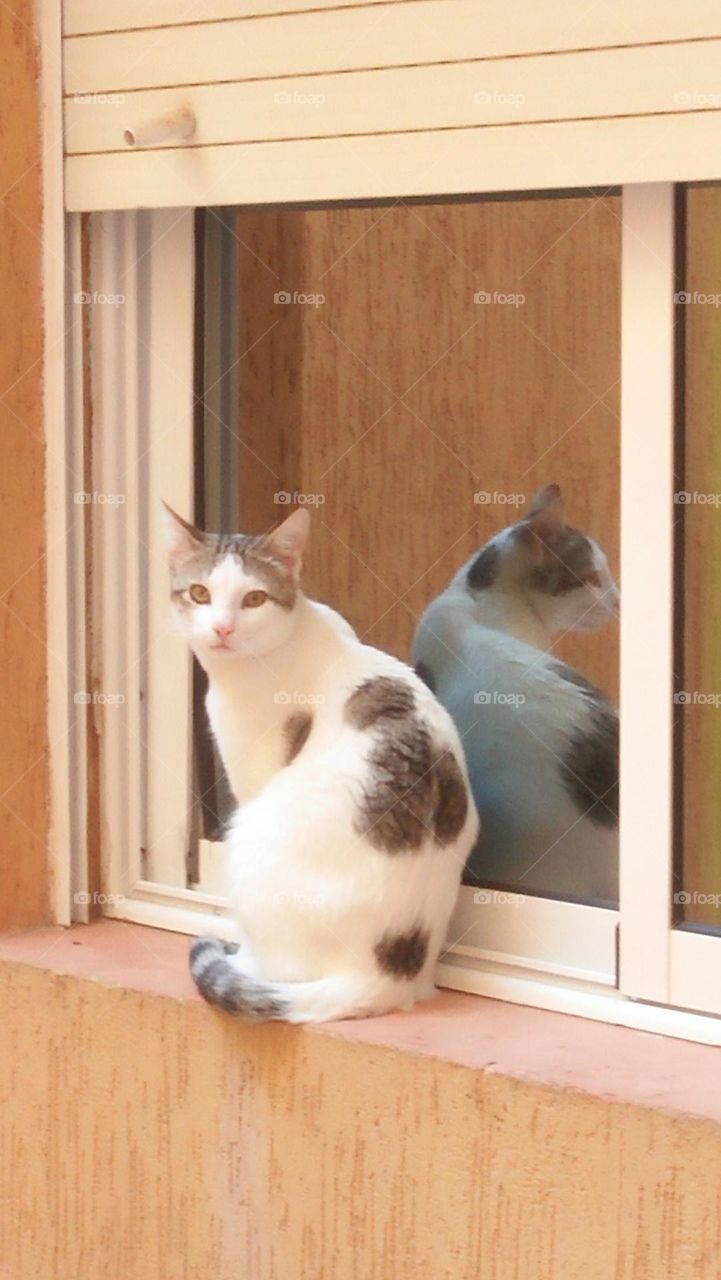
[412,484,619,904]
[163,504,479,1022]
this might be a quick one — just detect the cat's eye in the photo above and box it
[243,589,268,609]
[188,583,211,604]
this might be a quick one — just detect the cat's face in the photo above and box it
[466,484,619,634]
[163,506,309,663]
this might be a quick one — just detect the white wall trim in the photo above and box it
[618,183,676,1002]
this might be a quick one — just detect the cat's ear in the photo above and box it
[161,502,205,567]
[525,483,564,540]
[262,507,310,578]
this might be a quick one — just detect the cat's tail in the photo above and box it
[190,937,418,1024]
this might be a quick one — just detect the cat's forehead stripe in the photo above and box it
[171,540,297,609]
[242,546,296,609]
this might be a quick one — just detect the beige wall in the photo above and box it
[0,0,49,929]
[1,950,720,1280]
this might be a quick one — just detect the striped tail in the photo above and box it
[189,937,399,1024]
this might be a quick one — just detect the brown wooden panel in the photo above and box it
[236,211,306,531]
[681,186,721,928]
[0,0,50,928]
[233,195,620,702]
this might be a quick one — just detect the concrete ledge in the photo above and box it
[1,922,720,1279]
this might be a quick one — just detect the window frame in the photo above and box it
[67,189,721,1045]
[89,208,227,933]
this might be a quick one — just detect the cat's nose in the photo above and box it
[213,622,234,639]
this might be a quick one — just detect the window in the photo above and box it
[678,190,721,926]
[75,186,721,1044]
[667,183,721,1016]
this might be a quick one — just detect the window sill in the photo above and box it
[1,919,720,1126]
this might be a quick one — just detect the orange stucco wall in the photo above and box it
[0,0,49,929]
[1,925,721,1280]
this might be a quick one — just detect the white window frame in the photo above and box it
[66,188,721,1046]
[89,208,230,936]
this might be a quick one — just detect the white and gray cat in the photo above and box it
[412,485,619,904]
[164,505,479,1022]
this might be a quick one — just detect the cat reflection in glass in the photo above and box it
[413,484,619,906]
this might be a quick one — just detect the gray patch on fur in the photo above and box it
[360,719,437,852]
[190,937,287,1020]
[170,533,297,610]
[525,526,595,596]
[550,659,603,699]
[241,544,297,609]
[346,677,470,854]
[560,699,619,829]
[549,659,619,826]
[345,676,416,730]
[283,711,313,764]
[374,926,429,979]
[467,543,500,591]
[432,750,469,843]
[170,587,193,615]
[415,660,436,693]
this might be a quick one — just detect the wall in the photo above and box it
[1,926,721,1280]
[237,195,621,699]
[0,0,49,928]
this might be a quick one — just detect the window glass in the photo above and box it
[677,184,721,933]
[193,195,621,905]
